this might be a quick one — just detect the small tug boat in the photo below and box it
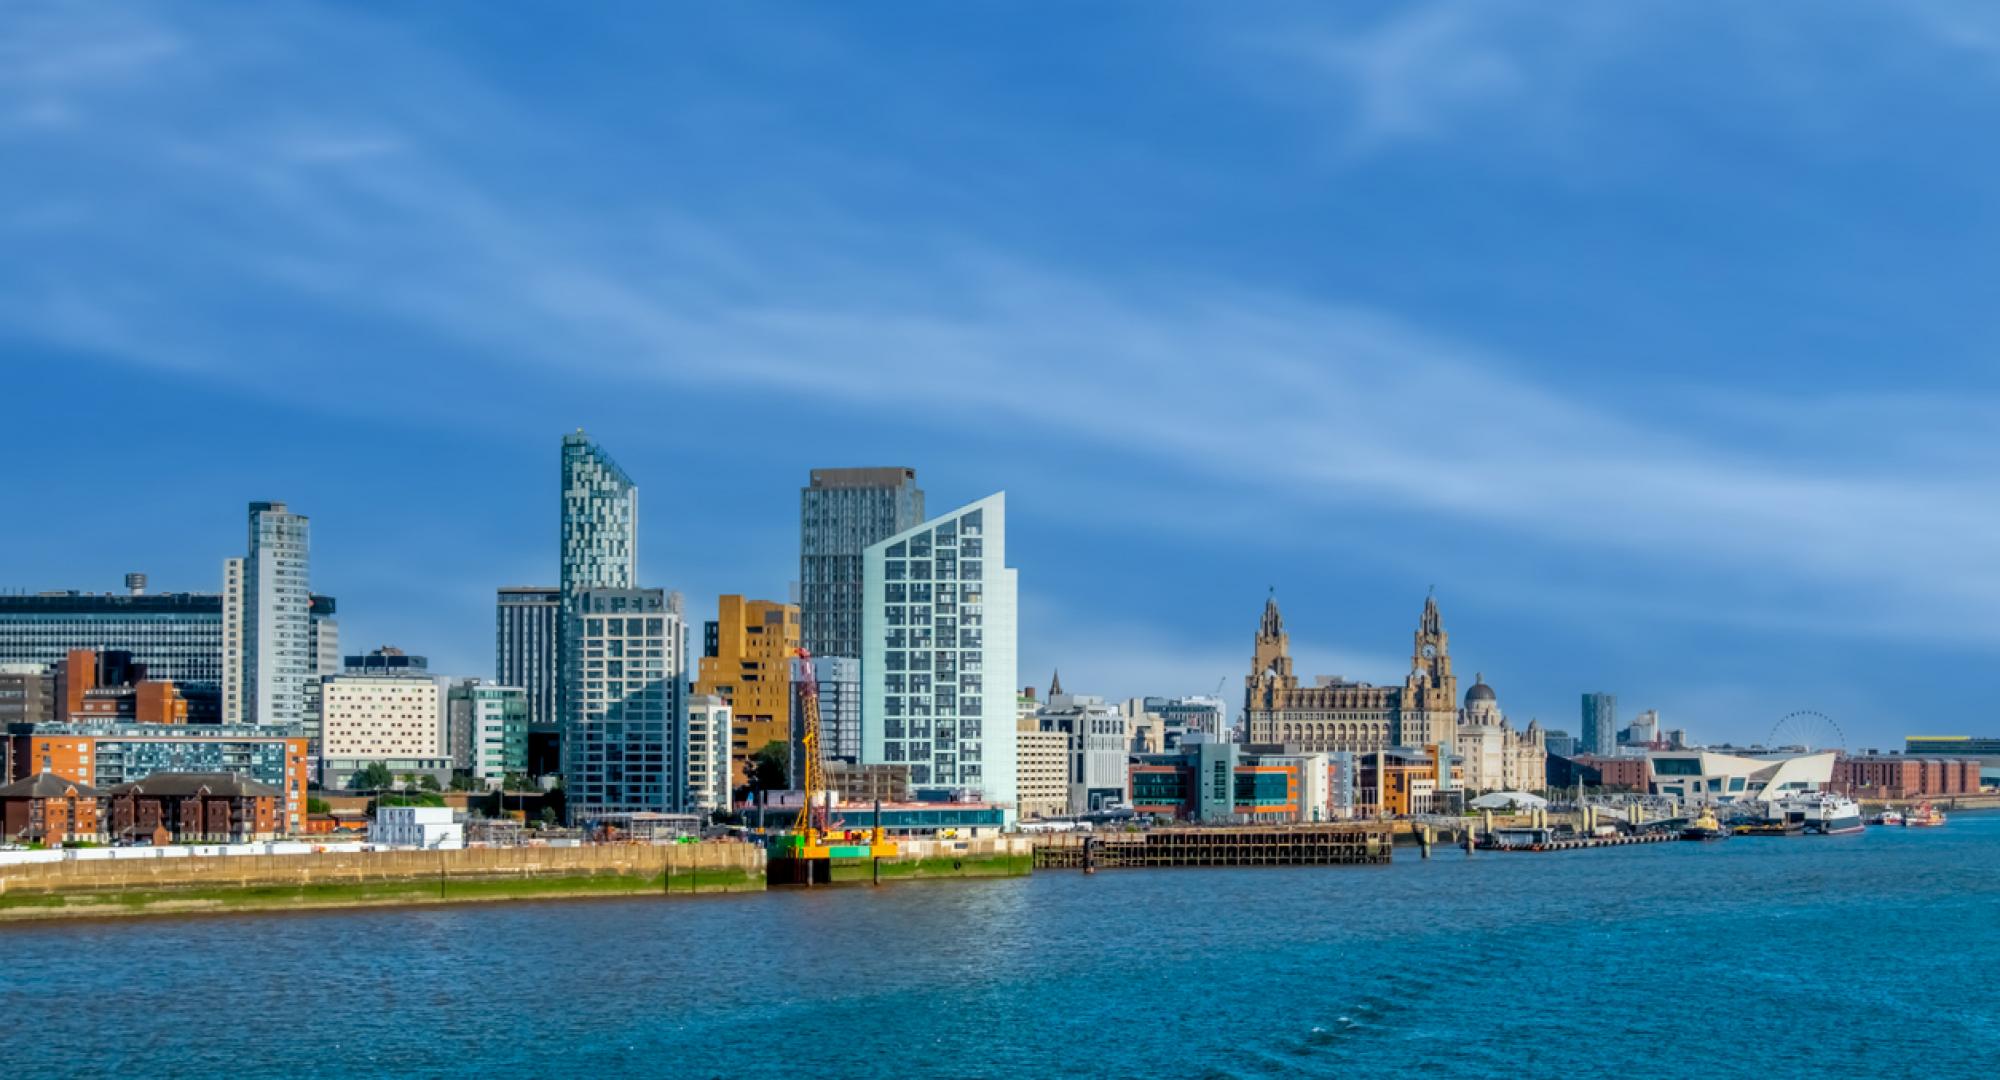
[1680,806,1729,841]
[1869,809,1904,827]
[1905,802,1947,828]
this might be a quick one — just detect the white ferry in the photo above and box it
[1769,793,1864,835]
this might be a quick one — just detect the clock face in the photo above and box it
[1421,644,1437,659]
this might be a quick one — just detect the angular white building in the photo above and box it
[1646,749,1837,805]
[861,493,1017,812]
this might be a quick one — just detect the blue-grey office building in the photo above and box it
[800,467,924,662]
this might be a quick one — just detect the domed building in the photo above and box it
[1454,673,1547,794]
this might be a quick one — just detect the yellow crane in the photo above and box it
[773,647,896,861]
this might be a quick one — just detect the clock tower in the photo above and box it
[1398,592,1459,751]
[1246,592,1298,716]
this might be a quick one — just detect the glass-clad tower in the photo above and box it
[801,468,923,661]
[1581,692,1617,757]
[245,501,311,726]
[558,432,637,741]
[562,588,682,823]
[496,586,560,729]
[861,493,1017,814]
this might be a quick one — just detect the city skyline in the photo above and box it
[9,3,1998,747]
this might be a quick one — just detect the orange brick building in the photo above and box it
[108,773,284,843]
[8,726,310,834]
[0,772,103,843]
[1834,756,1982,800]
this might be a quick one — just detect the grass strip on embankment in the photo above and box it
[0,866,763,922]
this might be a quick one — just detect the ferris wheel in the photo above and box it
[1768,710,1845,753]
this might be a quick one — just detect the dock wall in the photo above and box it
[0,843,766,921]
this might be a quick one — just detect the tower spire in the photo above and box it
[1259,591,1284,640]
[1048,668,1063,697]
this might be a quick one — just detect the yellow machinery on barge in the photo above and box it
[767,647,898,864]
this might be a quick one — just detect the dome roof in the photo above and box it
[1465,673,1496,704]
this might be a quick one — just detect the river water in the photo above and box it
[5,814,1997,1078]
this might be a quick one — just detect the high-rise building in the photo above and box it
[221,558,245,722]
[496,585,559,737]
[861,493,1018,810]
[245,501,312,727]
[0,590,224,688]
[447,681,528,787]
[562,588,683,823]
[1581,692,1617,757]
[685,693,733,814]
[558,432,637,766]
[695,596,799,783]
[800,467,923,661]
[301,595,338,764]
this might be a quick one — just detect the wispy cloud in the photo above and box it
[5,0,1999,686]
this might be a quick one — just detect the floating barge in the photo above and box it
[1476,826,1677,852]
[1031,825,1391,870]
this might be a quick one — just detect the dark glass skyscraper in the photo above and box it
[496,585,559,728]
[1580,691,1617,757]
[800,467,923,660]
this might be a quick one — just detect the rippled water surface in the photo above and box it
[5,814,1998,1078]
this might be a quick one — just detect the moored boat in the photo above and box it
[1869,809,1904,827]
[1906,802,1947,828]
[1771,792,1864,835]
[1680,806,1729,841]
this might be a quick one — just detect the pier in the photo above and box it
[1030,825,1392,870]
[1476,831,1678,853]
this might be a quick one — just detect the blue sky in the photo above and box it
[5,1,1999,748]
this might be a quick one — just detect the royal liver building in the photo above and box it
[1244,593,1460,755]
[1245,593,1544,792]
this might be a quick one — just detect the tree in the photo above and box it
[418,773,441,792]
[749,740,790,793]
[501,772,530,793]
[306,797,331,815]
[350,762,394,792]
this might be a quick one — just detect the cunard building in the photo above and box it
[1244,593,1460,755]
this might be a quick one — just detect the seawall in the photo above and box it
[824,837,1034,884]
[0,843,766,922]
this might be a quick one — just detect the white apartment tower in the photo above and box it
[221,557,245,724]
[245,501,311,726]
[861,493,1018,813]
[685,693,733,814]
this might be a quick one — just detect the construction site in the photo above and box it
[765,647,899,886]
[1030,824,1393,870]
